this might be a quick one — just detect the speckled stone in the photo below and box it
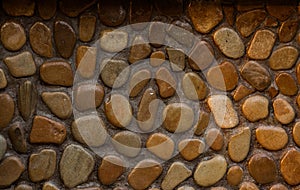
[205,128,224,151]
[194,111,210,135]
[59,0,96,17]
[242,95,269,122]
[98,0,126,26]
[269,46,299,70]
[182,72,207,100]
[98,155,124,185]
[293,122,300,147]
[60,144,95,188]
[213,27,244,59]
[0,93,14,129]
[239,182,259,190]
[228,127,251,162]
[76,46,97,78]
[163,103,194,133]
[194,155,227,187]
[156,67,176,98]
[42,182,59,190]
[105,94,132,128]
[178,139,205,161]
[72,115,107,147]
[275,72,298,96]
[54,20,76,58]
[37,0,56,20]
[188,1,223,33]
[146,133,174,160]
[100,30,128,53]
[129,36,152,64]
[1,22,26,51]
[248,153,277,184]
[15,184,33,190]
[29,149,56,182]
[112,131,141,157]
[273,98,295,125]
[266,2,296,21]
[236,10,266,37]
[149,21,166,47]
[256,126,288,151]
[42,92,72,119]
[79,14,96,42]
[8,123,27,153]
[161,162,192,190]
[279,18,298,42]
[166,48,185,71]
[208,95,239,129]
[129,0,152,30]
[2,0,35,16]
[0,135,7,160]
[4,52,36,77]
[188,41,214,70]
[0,156,25,187]
[207,61,239,91]
[0,69,7,89]
[233,85,254,102]
[270,183,288,190]
[30,116,67,144]
[40,61,73,86]
[227,165,243,186]
[18,80,37,121]
[247,29,276,60]
[129,69,151,97]
[128,159,162,190]
[150,51,165,67]
[29,22,53,57]
[280,149,300,185]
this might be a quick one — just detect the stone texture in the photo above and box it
[266,3,296,21]
[239,182,259,190]
[280,149,300,185]
[100,30,128,53]
[8,123,27,153]
[241,61,271,91]
[242,95,269,122]
[0,69,7,89]
[273,98,295,125]
[264,16,278,27]
[0,156,25,187]
[247,30,276,60]
[270,184,288,190]
[194,155,227,187]
[98,0,126,26]
[154,0,182,16]
[228,127,251,162]
[105,94,132,128]
[149,21,166,47]
[37,0,56,20]
[167,20,194,47]
[0,93,14,129]
[188,41,214,70]
[194,111,210,135]
[74,84,104,111]
[275,72,298,96]
[129,36,152,64]
[129,69,151,97]
[233,85,254,102]
[18,81,37,121]
[15,184,33,190]
[279,18,298,42]
[166,48,185,71]
[79,14,96,42]
[178,139,205,161]
[188,1,223,33]
[269,46,299,70]
[98,155,124,185]
[60,144,95,188]
[214,27,244,59]
[208,95,239,129]
[29,22,53,57]
[76,46,97,78]
[29,149,56,182]
[293,122,300,147]
[4,52,36,77]
[54,21,76,58]
[146,133,174,160]
[182,72,207,100]
[2,0,35,16]
[112,131,141,157]
[42,182,59,190]
[207,61,239,91]
[0,135,7,160]
[163,103,194,133]
[40,61,73,86]
[227,165,243,186]
[150,51,165,67]
[42,92,72,119]
[236,10,266,37]
[256,126,288,151]
[72,116,107,147]
[161,162,192,190]
[1,21,26,51]
[177,186,194,190]
[30,116,67,144]
[129,0,152,29]
[205,128,224,151]
[156,67,176,98]
[59,0,96,17]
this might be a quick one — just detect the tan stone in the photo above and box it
[273,98,295,124]
[182,72,207,100]
[0,156,25,187]
[256,126,288,150]
[178,139,205,161]
[129,69,151,97]
[227,165,243,186]
[268,86,279,99]
[228,127,251,162]
[269,46,299,70]
[40,61,73,86]
[239,182,259,190]
[1,21,26,51]
[149,21,166,47]
[242,95,269,122]
[98,155,124,185]
[156,67,176,98]
[146,133,174,160]
[0,93,14,129]
[42,92,72,119]
[74,84,104,111]
[166,48,185,71]
[112,131,141,157]
[42,182,59,190]
[76,46,97,78]
[129,36,152,64]
[236,10,266,37]
[100,30,128,52]
[150,51,165,67]
[280,149,300,185]
[194,111,210,135]
[205,128,224,151]
[188,41,214,70]
[233,85,254,102]
[293,122,300,147]
[275,72,298,96]
[270,183,288,190]
[79,14,96,42]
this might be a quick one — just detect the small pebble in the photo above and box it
[236,10,266,37]
[8,123,27,153]
[228,127,251,162]
[242,95,269,122]
[37,0,56,20]
[166,48,185,71]
[129,36,151,64]
[98,155,124,185]
[178,139,205,161]
[100,30,128,53]
[256,126,288,151]
[293,122,300,147]
[0,93,14,129]
[18,80,37,121]
[155,67,176,98]
[146,133,174,160]
[227,165,243,186]
[205,128,224,151]
[182,72,207,100]
[40,61,73,86]
[275,72,298,96]
[273,98,295,124]
[0,69,7,89]
[98,0,126,26]
[279,18,298,42]
[42,92,72,119]
[112,131,141,157]
[1,21,26,51]
[150,51,165,67]
[79,14,96,42]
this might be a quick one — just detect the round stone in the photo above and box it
[40,61,73,86]
[178,139,205,161]
[155,67,176,98]
[242,95,269,122]
[105,94,132,128]
[146,133,174,160]
[213,27,245,59]
[205,128,224,151]
[194,155,227,187]
[112,131,141,157]
[37,0,56,20]
[182,72,207,100]
[0,156,25,187]
[293,122,300,147]
[275,72,298,96]
[239,182,259,190]
[280,149,300,185]
[42,92,72,119]
[0,135,7,160]
[270,183,288,190]
[162,103,194,133]
[100,30,128,52]
[248,153,277,184]
[236,10,266,37]
[0,69,7,89]
[129,36,152,64]
[273,98,295,124]
[1,21,26,51]
[269,46,299,70]
[0,93,14,129]
[228,127,251,162]
[98,155,125,185]
[279,19,298,42]
[150,51,165,67]
[98,0,126,26]
[227,165,243,186]
[256,126,288,150]
[79,14,96,42]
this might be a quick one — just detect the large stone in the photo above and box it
[4,52,36,77]
[100,30,128,53]
[1,21,26,51]
[59,0,96,17]
[256,126,288,151]
[228,127,251,162]
[40,61,73,86]
[112,131,141,157]
[98,155,124,185]
[0,156,25,187]
[42,92,72,119]
[2,0,35,16]
[8,123,27,153]
[18,80,37,121]
[242,95,269,122]
[236,10,266,37]
[182,72,207,100]
[98,0,126,26]
[280,149,300,185]
[167,20,194,47]
[79,14,96,42]
[269,46,299,70]
[146,133,174,160]
[0,94,14,129]
[155,67,176,98]
[54,21,76,58]
[273,98,295,124]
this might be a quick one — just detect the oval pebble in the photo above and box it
[256,126,288,150]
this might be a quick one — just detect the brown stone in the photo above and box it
[79,14,96,42]
[146,133,174,160]
[264,16,278,27]
[18,80,37,121]
[242,95,269,122]
[223,5,234,26]
[248,153,277,184]
[228,127,251,162]
[279,18,298,42]
[182,72,207,100]
[150,51,165,67]
[205,128,224,151]
[59,0,96,17]
[270,184,288,190]
[236,10,266,37]
[42,92,72,119]
[233,85,254,102]
[154,0,182,16]
[0,93,14,129]
[74,84,104,111]
[149,21,166,47]
[155,67,176,98]
[42,182,59,190]
[29,22,53,57]
[194,111,210,135]
[129,36,152,64]
[8,123,27,153]
[76,46,97,78]
[239,182,259,190]
[54,21,76,59]
[188,41,215,70]
[275,72,298,96]
[273,98,295,124]
[268,86,279,99]
[266,2,296,21]
[0,156,25,187]
[0,135,6,160]
[280,149,300,185]
[0,69,7,89]
[227,166,243,186]
[296,63,300,84]
[178,139,205,161]
[236,2,264,11]
[128,159,162,190]
[241,61,271,91]
[269,46,299,70]
[129,0,152,30]
[188,1,223,33]
[129,69,151,97]
[112,131,141,157]
[15,184,33,190]
[98,155,124,185]
[1,21,26,51]
[293,122,300,147]
[2,0,35,16]
[207,61,238,91]
[256,126,288,150]
[247,29,276,60]
[30,116,67,144]
[167,20,194,47]
[166,48,185,71]
[40,61,73,86]
[37,0,56,20]
[98,0,126,26]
